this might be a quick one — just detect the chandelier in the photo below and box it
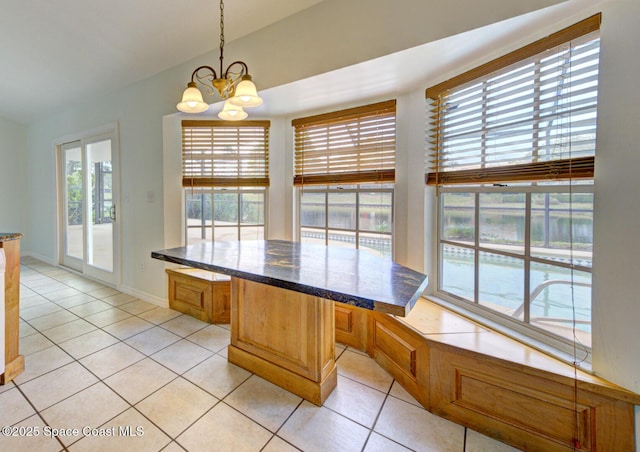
[177,0,263,120]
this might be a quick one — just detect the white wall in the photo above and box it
[17,0,640,396]
[25,0,561,299]
[0,117,27,236]
[591,0,640,393]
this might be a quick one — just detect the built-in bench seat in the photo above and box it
[166,268,231,324]
[166,268,640,450]
[336,298,640,451]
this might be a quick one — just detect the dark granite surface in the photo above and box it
[152,240,428,316]
[0,233,23,242]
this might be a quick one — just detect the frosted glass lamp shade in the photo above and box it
[229,75,263,107]
[177,82,209,113]
[218,100,248,120]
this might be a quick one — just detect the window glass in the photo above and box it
[300,192,326,228]
[531,193,593,267]
[328,192,356,230]
[437,187,593,345]
[241,192,264,225]
[442,193,475,244]
[185,188,266,245]
[479,193,526,255]
[299,186,393,258]
[530,261,592,347]
[441,244,475,301]
[478,251,525,314]
[214,192,238,225]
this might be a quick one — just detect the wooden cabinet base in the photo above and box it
[230,277,337,406]
[429,346,635,451]
[166,268,231,324]
[228,345,337,406]
[335,303,368,351]
[368,311,430,408]
[1,237,23,384]
[0,355,24,385]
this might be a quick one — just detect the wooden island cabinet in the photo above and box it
[0,233,24,385]
[152,240,428,406]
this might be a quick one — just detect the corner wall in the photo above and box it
[0,117,27,239]
[591,0,640,393]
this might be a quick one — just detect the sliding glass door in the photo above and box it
[59,131,120,285]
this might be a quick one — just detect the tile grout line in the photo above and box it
[15,262,214,449]
[13,259,445,452]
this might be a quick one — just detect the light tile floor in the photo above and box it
[0,257,520,451]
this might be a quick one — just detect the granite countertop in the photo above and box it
[152,240,428,316]
[0,233,23,242]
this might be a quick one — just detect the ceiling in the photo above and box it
[245,0,601,119]
[0,0,324,124]
[1,0,600,125]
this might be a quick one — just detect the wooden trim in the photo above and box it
[182,119,271,127]
[292,99,396,127]
[293,170,394,186]
[425,156,594,186]
[426,14,601,99]
[182,177,270,187]
[0,356,25,385]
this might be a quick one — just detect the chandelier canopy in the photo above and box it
[177,0,263,120]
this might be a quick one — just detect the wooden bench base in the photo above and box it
[335,299,640,452]
[166,268,231,324]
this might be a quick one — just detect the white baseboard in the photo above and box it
[21,251,56,266]
[118,284,169,309]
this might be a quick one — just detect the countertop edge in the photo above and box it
[0,233,23,242]
[152,250,379,311]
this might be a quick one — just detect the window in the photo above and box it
[185,188,266,243]
[299,184,393,257]
[182,120,269,244]
[426,15,600,352]
[293,100,396,257]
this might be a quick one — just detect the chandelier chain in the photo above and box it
[219,0,225,52]
[219,0,225,76]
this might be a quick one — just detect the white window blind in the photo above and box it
[182,120,270,187]
[293,100,396,186]
[426,15,600,186]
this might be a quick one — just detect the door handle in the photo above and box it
[110,205,116,222]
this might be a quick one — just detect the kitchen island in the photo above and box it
[152,240,428,405]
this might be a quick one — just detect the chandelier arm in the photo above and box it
[190,65,219,84]
[223,61,249,79]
